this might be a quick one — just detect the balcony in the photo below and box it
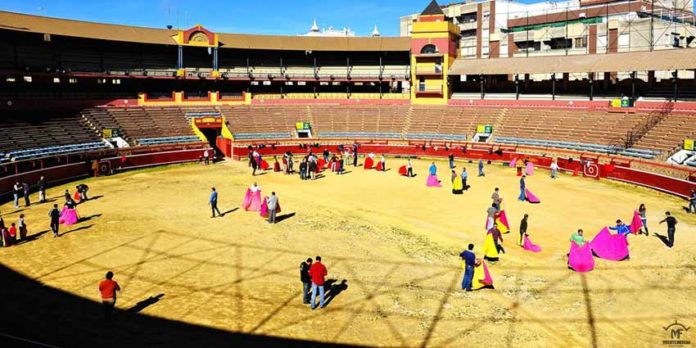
[415,85,443,96]
[415,67,443,76]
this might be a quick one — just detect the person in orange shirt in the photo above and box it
[99,271,121,322]
[7,223,17,246]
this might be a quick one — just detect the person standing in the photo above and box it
[459,244,476,291]
[22,182,31,207]
[13,182,21,208]
[300,258,313,304]
[448,153,455,169]
[209,187,222,218]
[308,256,328,310]
[478,159,485,177]
[203,148,210,165]
[518,176,526,202]
[352,145,358,167]
[638,204,649,236]
[486,203,498,231]
[407,159,414,177]
[380,154,386,172]
[49,204,60,238]
[251,156,258,176]
[18,214,27,241]
[490,225,505,254]
[38,176,47,203]
[689,189,696,214]
[266,192,279,224]
[299,158,308,180]
[570,229,585,246]
[519,214,529,245]
[659,212,678,248]
[461,168,468,190]
[609,219,631,236]
[99,271,121,322]
[491,188,501,207]
[7,223,17,246]
[550,161,559,179]
[323,148,329,163]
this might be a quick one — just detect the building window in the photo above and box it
[420,44,438,54]
[575,36,588,48]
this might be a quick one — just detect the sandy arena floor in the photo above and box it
[0,158,695,347]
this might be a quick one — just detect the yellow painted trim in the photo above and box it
[190,118,208,142]
[221,117,234,140]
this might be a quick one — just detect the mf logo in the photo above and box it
[663,320,691,346]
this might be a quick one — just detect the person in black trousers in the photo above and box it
[300,258,313,304]
[209,187,222,218]
[659,211,678,248]
[38,176,47,203]
[519,214,528,245]
[49,204,60,237]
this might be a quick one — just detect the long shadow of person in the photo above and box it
[654,233,672,247]
[322,279,348,308]
[127,294,165,313]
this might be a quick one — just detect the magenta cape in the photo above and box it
[525,189,541,204]
[590,227,629,261]
[426,174,441,187]
[568,242,594,272]
[260,197,282,218]
[525,162,534,175]
[629,210,643,234]
[398,165,408,176]
[475,261,494,289]
[59,206,79,225]
[509,158,518,168]
[364,157,374,169]
[242,189,262,212]
[523,235,542,252]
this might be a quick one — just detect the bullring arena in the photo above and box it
[2,1,696,347]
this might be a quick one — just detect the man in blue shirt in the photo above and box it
[209,187,222,218]
[518,175,526,201]
[609,219,630,236]
[459,244,476,291]
[478,159,485,177]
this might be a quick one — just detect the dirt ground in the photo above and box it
[1,158,695,347]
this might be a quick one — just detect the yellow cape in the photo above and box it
[482,233,499,261]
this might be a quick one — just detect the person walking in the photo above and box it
[380,154,386,172]
[49,204,60,238]
[550,161,559,179]
[518,175,526,202]
[491,188,502,207]
[251,156,258,176]
[300,258,313,304]
[689,189,696,214]
[99,271,121,322]
[448,153,455,169]
[519,214,529,245]
[38,176,47,203]
[659,212,678,248]
[209,187,222,218]
[486,203,498,231]
[478,159,485,177]
[638,204,649,236]
[490,225,505,254]
[459,244,476,291]
[22,182,31,207]
[352,146,358,167]
[266,192,279,224]
[13,182,21,208]
[309,256,328,310]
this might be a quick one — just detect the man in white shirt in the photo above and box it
[550,161,559,179]
[267,192,279,224]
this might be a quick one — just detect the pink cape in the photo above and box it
[59,206,79,225]
[364,157,374,169]
[498,210,510,232]
[398,165,408,176]
[260,197,282,218]
[509,158,518,168]
[477,261,494,288]
[523,235,542,252]
[525,162,534,175]
[426,174,441,187]
[375,161,384,171]
[242,189,262,212]
[590,227,629,261]
[525,189,541,204]
[629,210,643,234]
[568,242,594,272]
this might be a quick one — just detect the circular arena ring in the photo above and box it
[0,148,695,347]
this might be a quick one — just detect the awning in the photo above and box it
[450,49,696,75]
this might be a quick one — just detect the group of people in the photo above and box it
[210,183,282,224]
[0,211,28,247]
[299,256,329,310]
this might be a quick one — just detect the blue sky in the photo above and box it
[1,0,547,36]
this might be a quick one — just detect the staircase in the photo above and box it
[623,101,674,150]
[489,108,508,142]
[400,106,414,139]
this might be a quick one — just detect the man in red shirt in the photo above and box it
[99,271,121,322]
[308,255,328,310]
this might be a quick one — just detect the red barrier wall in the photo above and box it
[0,149,203,201]
[232,144,696,198]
